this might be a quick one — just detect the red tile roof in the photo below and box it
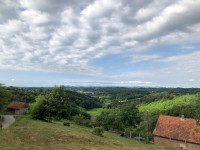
[7,101,29,110]
[153,115,200,144]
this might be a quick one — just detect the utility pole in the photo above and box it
[146,111,150,144]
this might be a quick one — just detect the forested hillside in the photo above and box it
[5,86,102,110]
[65,90,102,109]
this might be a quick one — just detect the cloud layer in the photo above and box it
[1,0,200,87]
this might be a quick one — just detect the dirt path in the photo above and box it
[2,115,15,128]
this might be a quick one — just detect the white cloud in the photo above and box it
[181,46,195,50]
[188,79,194,82]
[63,80,154,87]
[160,51,200,75]
[120,81,152,85]
[129,54,160,63]
[11,79,15,82]
[0,0,200,80]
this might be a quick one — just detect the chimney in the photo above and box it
[181,115,184,121]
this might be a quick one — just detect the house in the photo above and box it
[7,102,29,115]
[153,115,200,150]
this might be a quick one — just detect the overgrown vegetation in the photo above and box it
[73,114,91,127]
[92,127,104,137]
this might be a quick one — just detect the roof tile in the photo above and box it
[7,101,29,110]
[153,115,200,144]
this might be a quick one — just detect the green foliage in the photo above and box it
[7,86,102,110]
[30,95,49,121]
[67,87,200,106]
[65,90,102,109]
[8,87,50,103]
[30,86,71,121]
[121,103,141,129]
[87,108,103,121]
[63,122,70,126]
[73,114,91,127]
[0,84,11,113]
[48,86,71,120]
[92,127,104,137]
[133,93,200,142]
[70,106,91,120]
[139,91,179,104]
[139,95,197,113]
[95,103,141,131]
[96,109,123,131]
[195,93,200,125]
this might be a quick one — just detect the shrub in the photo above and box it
[92,127,104,137]
[63,122,70,126]
[80,111,91,120]
[73,114,91,127]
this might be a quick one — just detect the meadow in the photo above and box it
[0,116,176,150]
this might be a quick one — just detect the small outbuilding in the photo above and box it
[7,101,29,115]
[153,115,200,150]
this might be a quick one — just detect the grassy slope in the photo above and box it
[0,116,176,150]
[139,95,197,112]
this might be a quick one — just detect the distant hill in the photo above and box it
[66,90,102,109]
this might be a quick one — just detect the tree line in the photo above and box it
[0,84,102,115]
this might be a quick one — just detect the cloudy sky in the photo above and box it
[1,0,200,87]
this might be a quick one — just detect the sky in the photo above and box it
[1,0,200,87]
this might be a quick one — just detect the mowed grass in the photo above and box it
[0,116,177,150]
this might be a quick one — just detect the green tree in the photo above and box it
[47,86,71,120]
[95,109,123,131]
[30,86,71,121]
[120,102,141,138]
[30,95,49,120]
[120,102,141,129]
[0,84,11,113]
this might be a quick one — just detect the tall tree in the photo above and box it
[30,86,71,121]
[0,84,11,114]
[120,102,141,128]
[120,102,141,138]
[48,86,71,120]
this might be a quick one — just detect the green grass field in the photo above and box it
[87,108,104,120]
[0,116,176,150]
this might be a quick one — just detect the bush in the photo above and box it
[95,109,124,131]
[63,122,70,126]
[73,114,91,127]
[80,111,91,120]
[92,127,104,137]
